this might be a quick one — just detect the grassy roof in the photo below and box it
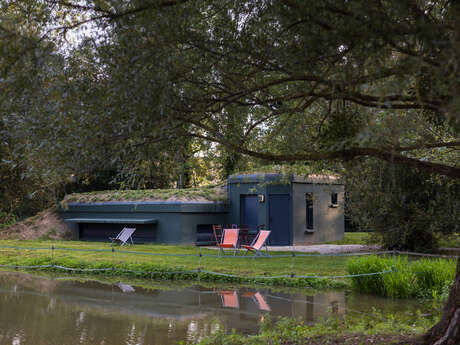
[62,186,227,204]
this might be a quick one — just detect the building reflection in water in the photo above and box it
[0,272,350,345]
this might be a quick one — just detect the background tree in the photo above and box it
[345,159,460,251]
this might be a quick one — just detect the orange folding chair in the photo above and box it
[242,230,271,257]
[218,228,239,256]
[219,290,239,309]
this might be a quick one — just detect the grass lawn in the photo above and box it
[325,232,375,245]
[0,239,356,287]
[327,232,460,249]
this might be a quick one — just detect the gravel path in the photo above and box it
[267,244,380,254]
[209,244,381,253]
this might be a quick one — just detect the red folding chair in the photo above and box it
[218,228,239,256]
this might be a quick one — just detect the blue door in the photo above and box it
[240,195,258,232]
[269,194,291,245]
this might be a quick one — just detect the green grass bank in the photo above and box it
[0,240,352,289]
[191,313,436,345]
[0,239,456,294]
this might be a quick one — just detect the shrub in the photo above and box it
[0,212,16,229]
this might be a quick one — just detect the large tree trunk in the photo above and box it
[422,257,460,345]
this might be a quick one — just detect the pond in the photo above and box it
[0,271,437,345]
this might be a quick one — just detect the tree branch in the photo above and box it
[188,128,460,178]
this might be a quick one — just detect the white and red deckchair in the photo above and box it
[242,230,271,257]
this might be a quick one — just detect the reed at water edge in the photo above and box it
[347,255,456,298]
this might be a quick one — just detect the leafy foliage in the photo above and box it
[345,159,460,251]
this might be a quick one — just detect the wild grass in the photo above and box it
[347,255,456,298]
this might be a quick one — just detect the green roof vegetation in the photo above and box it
[62,186,227,204]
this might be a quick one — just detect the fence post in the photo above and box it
[392,248,396,272]
[111,247,115,275]
[51,244,55,268]
[15,247,19,270]
[290,249,296,279]
[198,248,202,283]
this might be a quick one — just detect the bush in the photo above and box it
[347,255,456,298]
[0,212,16,230]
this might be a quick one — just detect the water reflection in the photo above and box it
[117,283,135,293]
[0,271,431,345]
[219,290,239,309]
[242,292,271,312]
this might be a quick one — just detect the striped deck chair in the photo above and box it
[109,227,136,246]
[242,230,271,257]
[218,228,239,256]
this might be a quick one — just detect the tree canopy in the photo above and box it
[1,0,459,192]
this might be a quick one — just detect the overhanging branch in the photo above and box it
[189,130,460,178]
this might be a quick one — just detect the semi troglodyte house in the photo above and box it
[60,173,344,245]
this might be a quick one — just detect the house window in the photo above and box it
[330,193,338,207]
[306,193,314,230]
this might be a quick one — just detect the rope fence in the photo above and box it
[0,244,457,281]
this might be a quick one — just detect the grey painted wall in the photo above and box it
[292,183,344,244]
[60,202,228,244]
[228,176,290,229]
[228,174,344,245]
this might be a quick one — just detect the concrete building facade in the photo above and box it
[60,173,344,245]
